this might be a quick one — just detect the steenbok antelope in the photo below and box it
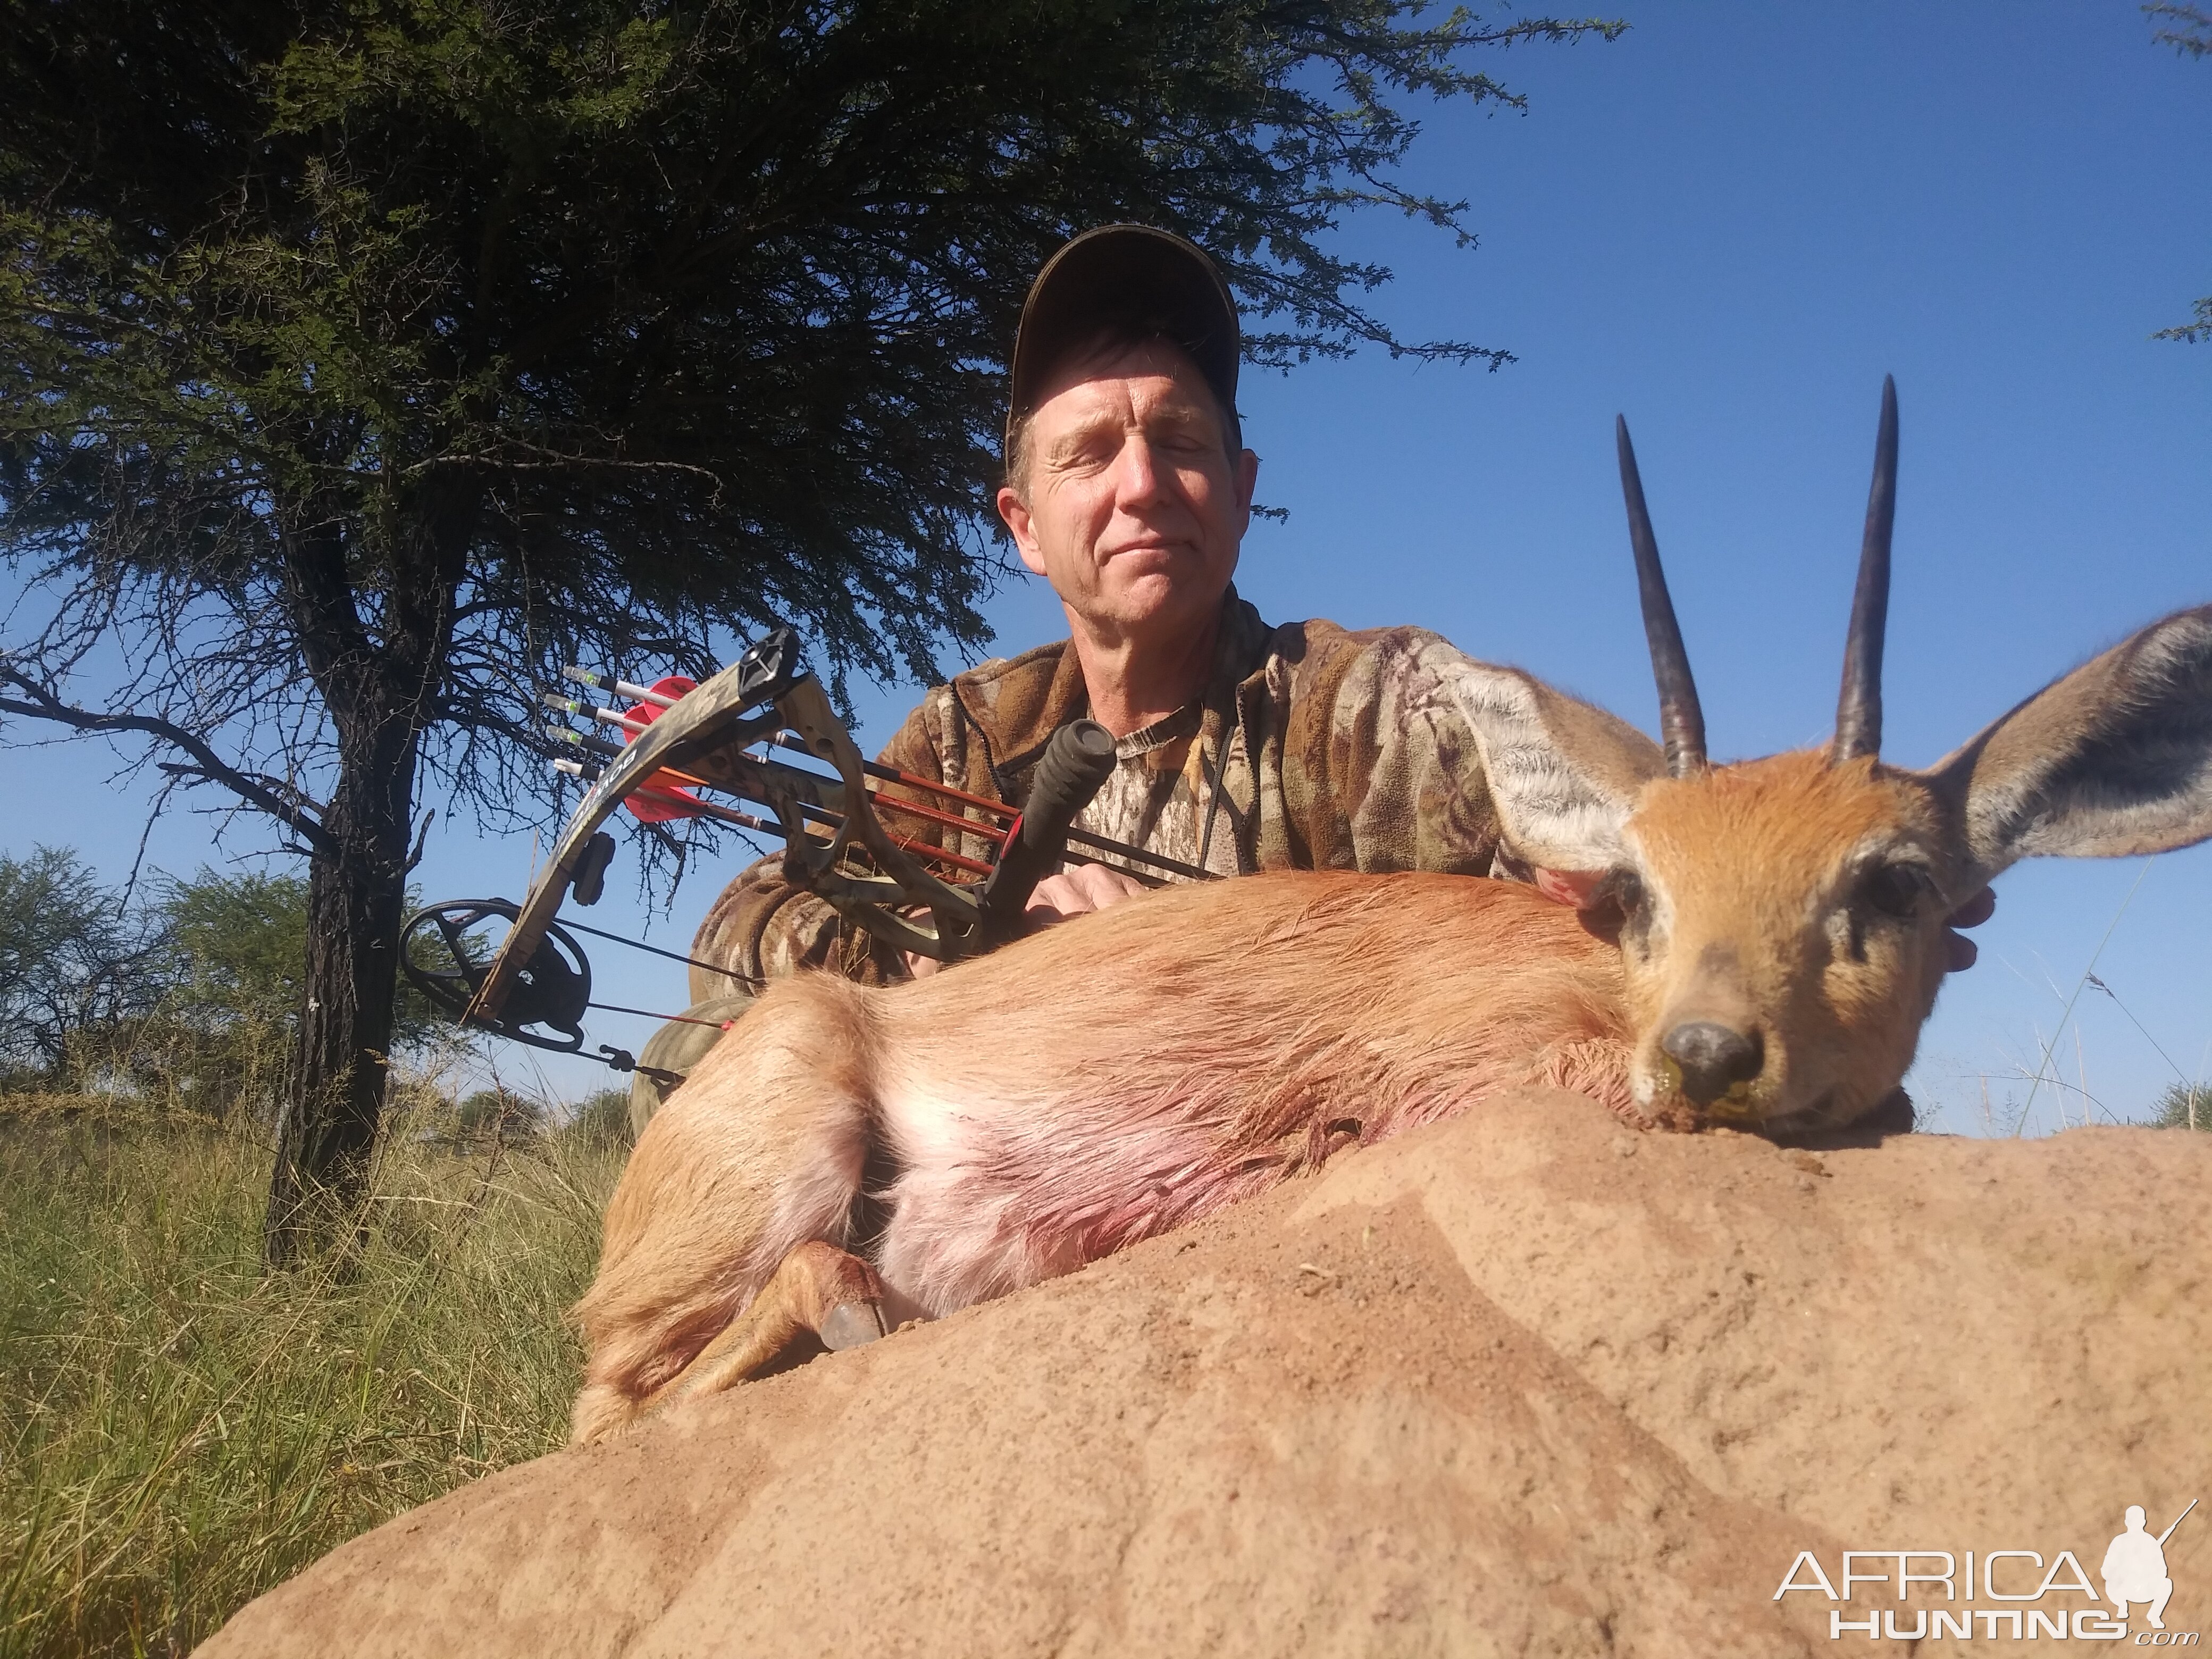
[571,381,2212,1444]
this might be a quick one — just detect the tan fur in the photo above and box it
[1620,752,1957,1132]
[572,873,1630,1440]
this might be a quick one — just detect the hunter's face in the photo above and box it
[998,339,1256,648]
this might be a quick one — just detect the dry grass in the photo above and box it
[0,1101,624,1658]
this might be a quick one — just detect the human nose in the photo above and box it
[1109,434,1170,509]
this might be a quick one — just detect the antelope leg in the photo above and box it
[648,1240,889,1411]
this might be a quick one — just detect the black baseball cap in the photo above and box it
[1005,225,1242,457]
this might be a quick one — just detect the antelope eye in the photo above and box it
[1612,870,1649,918]
[1578,867,1648,945]
[1586,867,1646,915]
[1858,861,1934,920]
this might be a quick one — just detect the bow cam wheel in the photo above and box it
[400,899,593,1053]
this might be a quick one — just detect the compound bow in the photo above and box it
[404,629,1209,1075]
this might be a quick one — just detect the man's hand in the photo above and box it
[903,862,1151,978]
[1023,862,1150,925]
[1530,867,1602,908]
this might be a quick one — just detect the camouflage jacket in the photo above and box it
[688,587,1662,996]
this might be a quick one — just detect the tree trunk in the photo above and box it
[263,707,423,1265]
[262,490,465,1268]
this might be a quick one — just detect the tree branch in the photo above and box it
[155,760,330,817]
[0,666,339,856]
[405,806,435,873]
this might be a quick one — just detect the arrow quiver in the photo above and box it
[403,629,1124,1064]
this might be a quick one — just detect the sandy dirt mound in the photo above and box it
[202,1090,2209,1657]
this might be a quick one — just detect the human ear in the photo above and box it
[1234,449,1259,533]
[997,485,1048,577]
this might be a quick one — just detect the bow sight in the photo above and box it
[404,627,1187,1070]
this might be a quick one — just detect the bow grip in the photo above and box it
[977,719,1117,944]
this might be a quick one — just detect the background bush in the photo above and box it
[0,851,459,1116]
[2153,1080,2212,1130]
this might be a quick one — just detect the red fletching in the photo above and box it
[617,676,702,823]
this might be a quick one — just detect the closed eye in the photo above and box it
[1855,861,1936,920]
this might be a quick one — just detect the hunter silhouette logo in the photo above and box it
[2107,1501,2196,1632]
[1774,1497,2199,1642]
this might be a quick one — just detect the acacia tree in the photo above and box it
[1,0,1618,1260]
[0,845,160,1085]
[2148,3,2210,340]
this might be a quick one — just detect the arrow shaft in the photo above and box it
[768,731,1018,821]
[630,782,996,878]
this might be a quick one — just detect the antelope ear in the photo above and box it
[1445,663,1666,872]
[1918,605,2212,885]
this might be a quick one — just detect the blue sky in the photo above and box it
[5,2,2207,1128]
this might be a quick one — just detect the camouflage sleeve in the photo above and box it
[1271,626,1514,875]
[686,696,954,994]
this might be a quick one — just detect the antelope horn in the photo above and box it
[1616,415,1707,777]
[1832,376,1898,764]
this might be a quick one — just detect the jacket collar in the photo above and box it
[952,584,1272,786]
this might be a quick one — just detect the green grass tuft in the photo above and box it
[2153,1080,2212,1130]
[0,1107,622,1658]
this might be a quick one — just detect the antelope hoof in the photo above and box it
[818,1300,889,1351]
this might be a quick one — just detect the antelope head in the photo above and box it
[1472,381,2212,1135]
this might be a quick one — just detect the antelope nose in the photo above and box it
[1662,1021,1765,1107]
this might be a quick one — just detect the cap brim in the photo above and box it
[1007,225,1240,455]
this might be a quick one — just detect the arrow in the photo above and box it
[549,664,1217,887]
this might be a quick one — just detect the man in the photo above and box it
[2101,1505,2177,1630]
[683,225,1992,998]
